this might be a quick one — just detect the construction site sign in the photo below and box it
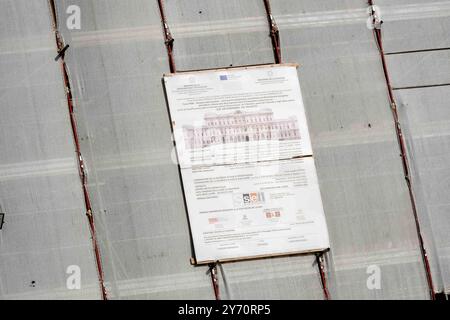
[163,64,329,264]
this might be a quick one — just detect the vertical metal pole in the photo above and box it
[157,0,176,73]
[263,0,282,64]
[48,0,108,300]
[367,0,435,300]
[209,262,221,300]
[316,253,330,300]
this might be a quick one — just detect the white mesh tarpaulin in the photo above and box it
[377,0,450,294]
[0,0,449,299]
[0,0,100,299]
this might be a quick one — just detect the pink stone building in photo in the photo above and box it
[183,109,300,149]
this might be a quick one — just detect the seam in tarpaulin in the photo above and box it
[367,0,435,300]
[399,106,446,293]
[47,0,108,300]
[393,83,450,91]
[385,47,450,55]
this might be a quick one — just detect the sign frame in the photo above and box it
[162,63,330,265]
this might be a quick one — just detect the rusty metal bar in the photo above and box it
[263,0,282,64]
[47,0,108,300]
[316,253,330,300]
[157,0,176,73]
[368,0,435,300]
[208,262,221,300]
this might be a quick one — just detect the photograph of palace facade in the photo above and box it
[183,109,300,149]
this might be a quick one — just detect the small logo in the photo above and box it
[219,75,228,81]
[208,217,219,224]
[233,192,265,207]
[265,210,281,219]
[242,192,265,205]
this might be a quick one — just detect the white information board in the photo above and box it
[163,64,329,264]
